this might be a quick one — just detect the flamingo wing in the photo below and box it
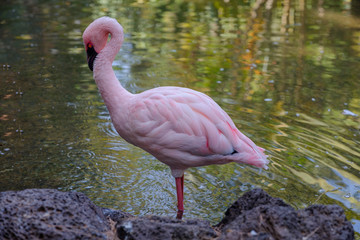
[126,87,252,157]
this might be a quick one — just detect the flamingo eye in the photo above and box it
[87,43,93,49]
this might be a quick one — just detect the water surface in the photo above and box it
[1,0,360,235]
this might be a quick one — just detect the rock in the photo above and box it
[101,208,218,240]
[297,204,355,240]
[0,188,354,240]
[215,188,354,240]
[102,207,134,223]
[0,189,113,240]
[113,215,217,240]
[216,188,290,228]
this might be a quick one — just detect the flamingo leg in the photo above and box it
[175,175,184,219]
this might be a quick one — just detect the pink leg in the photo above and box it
[175,175,184,219]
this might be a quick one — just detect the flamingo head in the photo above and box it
[82,17,124,71]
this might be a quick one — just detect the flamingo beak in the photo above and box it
[86,44,98,71]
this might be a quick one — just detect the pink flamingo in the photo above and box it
[83,17,268,220]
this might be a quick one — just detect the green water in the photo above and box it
[1,0,360,235]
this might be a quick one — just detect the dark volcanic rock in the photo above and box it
[0,188,354,240]
[216,188,354,240]
[102,207,134,223]
[114,215,217,240]
[0,189,113,240]
[216,188,290,228]
[297,204,355,240]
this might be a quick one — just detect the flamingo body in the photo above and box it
[83,17,268,219]
[120,86,267,177]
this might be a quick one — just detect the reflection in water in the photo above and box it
[0,0,360,235]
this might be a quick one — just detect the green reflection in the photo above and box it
[0,0,359,236]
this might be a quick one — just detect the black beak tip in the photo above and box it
[86,46,97,72]
[88,61,94,71]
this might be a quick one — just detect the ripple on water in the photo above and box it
[266,112,360,216]
[98,121,119,138]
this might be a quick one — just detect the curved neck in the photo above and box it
[93,30,133,115]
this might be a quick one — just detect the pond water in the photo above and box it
[1,0,360,235]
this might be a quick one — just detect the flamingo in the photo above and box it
[82,17,268,220]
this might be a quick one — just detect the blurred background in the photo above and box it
[0,0,359,235]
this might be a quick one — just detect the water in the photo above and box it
[1,0,360,236]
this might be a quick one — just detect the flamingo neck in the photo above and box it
[93,31,133,114]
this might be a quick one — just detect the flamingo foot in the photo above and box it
[176,209,184,219]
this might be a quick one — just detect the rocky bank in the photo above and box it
[0,188,354,240]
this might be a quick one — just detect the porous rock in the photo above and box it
[0,188,355,240]
[0,189,113,240]
[113,215,217,240]
[102,207,134,223]
[216,188,354,240]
